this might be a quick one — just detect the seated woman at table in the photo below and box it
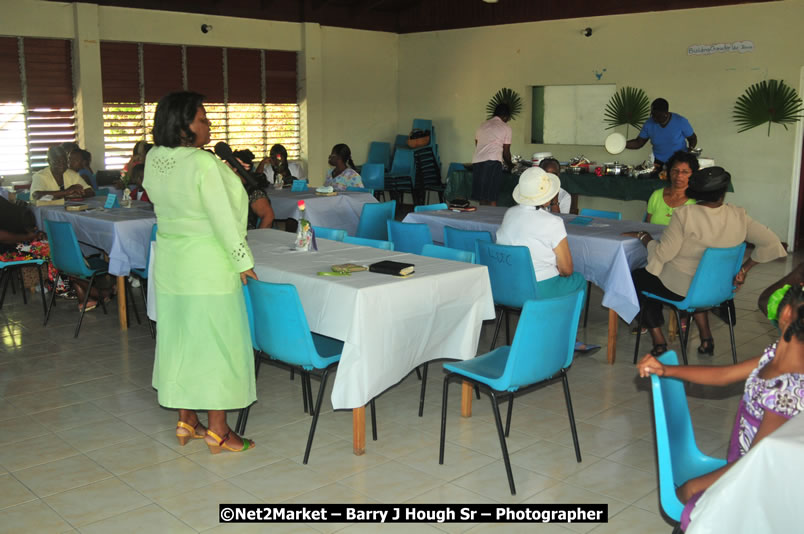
[324,143,363,191]
[126,164,150,202]
[538,158,571,214]
[31,146,95,200]
[256,144,304,188]
[496,167,586,299]
[645,150,698,225]
[68,148,98,190]
[637,283,804,531]
[627,166,786,356]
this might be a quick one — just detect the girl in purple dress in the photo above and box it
[637,283,804,531]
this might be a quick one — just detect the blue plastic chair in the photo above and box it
[446,162,465,179]
[385,148,414,197]
[394,134,409,148]
[346,186,374,195]
[130,223,158,338]
[439,290,586,495]
[15,191,30,202]
[0,257,48,321]
[291,179,308,192]
[634,244,746,366]
[97,187,112,196]
[476,241,539,350]
[443,226,493,254]
[312,226,346,242]
[650,351,727,523]
[44,220,111,337]
[360,163,387,201]
[579,208,622,220]
[421,244,474,263]
[413,203,448,213]
[366,141,391,171]
[243,280,377,463]
[355,200,396,241]
[387,221,433,255]
[342,236,394,250]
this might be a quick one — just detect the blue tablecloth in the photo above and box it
[266,189,377,236]
[403,207,665,323]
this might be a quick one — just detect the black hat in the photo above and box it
[689,166,731,192]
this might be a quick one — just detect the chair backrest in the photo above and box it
[414,203,448,213]
[343,235,394,250]
[682,244,747,310]
[16,191,30,202]
[446,162,465,178]
[387,220,433,255]
[412,118,433,132]
[367,142,391,171]
[421,244,474,263]
[475,241,538,309]
[241,283,259,351]
[360,163,385,191]
[312,226,346,241]
[291,179,308,192]
[346,186,374,194]
[355,200,396,240]
[44,220,94,278]
[651,351,727,521]
[493,290,585,391]
[444,226,493,253]
[142,223,158,278]
[388,148,414,176]
[394,134,409,148]
[579,208,622,220]
[413,147,441,188]
[245,279,329,369]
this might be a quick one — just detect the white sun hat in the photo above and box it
[512,167,560,207]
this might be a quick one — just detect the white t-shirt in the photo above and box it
[263,161,304,185]
[557,188,571,214]
[31,167,91,199]
[495,204,567,281]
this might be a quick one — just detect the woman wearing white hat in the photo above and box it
[496,167,586,299]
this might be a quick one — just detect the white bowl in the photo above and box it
[604,133,626,155]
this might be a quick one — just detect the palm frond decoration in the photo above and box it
[487,88,522,120]
[733,79,804,135]
[604,87,651,137]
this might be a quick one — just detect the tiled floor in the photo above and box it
[0,251,798,533]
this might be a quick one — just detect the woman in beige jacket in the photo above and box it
[627,166,786,356]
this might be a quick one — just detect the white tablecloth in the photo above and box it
[147,229,495,409]
[266,190,377,236]
[403,207,664,323]
[34,197,156,276]
[687,412,804,534]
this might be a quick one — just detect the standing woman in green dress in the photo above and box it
[144,92,257,454]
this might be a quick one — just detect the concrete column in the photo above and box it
[72,3,105,169]
[299,23,323,186]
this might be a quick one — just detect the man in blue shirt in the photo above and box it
[626,98,697,166]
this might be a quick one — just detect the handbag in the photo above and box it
[407,128,431,148]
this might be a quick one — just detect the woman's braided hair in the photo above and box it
[780,283,804,342]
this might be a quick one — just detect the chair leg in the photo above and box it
[418,362,428,417]
[561,372,582,463]
[126,280,141,325]
[140,282,155,338]
[305,373,314,416]
[290,368,295,381]
[75,274,97,338]
[504,394,514,437]
[439,375,451,465]
[583,281,592,328]
[674,309,689,366]
[0,269,10,308]
[301,372,309,414]
[489,390,516,495]
[370,399,377,441]
[633,312,644,364]
[17,268,27,305]
[490,307,504,351]
[415,367,422,380]
[44,274,60,326]
[504,310,511,346]
[37,266,47,320]
[302,367,331,464]
[726,305,738,364]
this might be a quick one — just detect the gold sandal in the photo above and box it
[176,421,206,446]
[205,429,255,454]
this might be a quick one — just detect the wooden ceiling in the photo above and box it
[64,0,774,34]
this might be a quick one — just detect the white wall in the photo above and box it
[397,0,804,240]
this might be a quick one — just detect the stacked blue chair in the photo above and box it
[44,220,111,337]
[633,244,746,366]
[0,257,48,321]
[130,223,158,338]
[386,221,433,255]
[443,226,493,254]
[385,149,414,200]
[578,208,621,327]
[366,142,391,171]
[439,290,586,495]
[355,200,396,241]
[342,236,394,250]
[243,279,377,463]
[475,241,539,350]
[360,163,387,201]
[650,351,726,525]
[413,203,448,213]
[312,226,346,242]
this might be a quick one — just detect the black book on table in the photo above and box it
[369,260,415,277]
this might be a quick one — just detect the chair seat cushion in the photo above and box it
[443,346,511,390]
[86,256,110,272]
[0,259,46,267]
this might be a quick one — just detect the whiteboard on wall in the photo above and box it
[537,84,617,145]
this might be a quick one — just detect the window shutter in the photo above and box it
[101,42,140,103]
[186,46,224,102]
[227,48,261,104]
[143,44,183,102]
[265,51,297,104]
[0,37,22,102]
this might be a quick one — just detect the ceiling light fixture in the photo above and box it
[482,0,499,4]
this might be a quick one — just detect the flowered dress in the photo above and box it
[324,168,363,191]
[0,235,70,294]
[681,341,804,529]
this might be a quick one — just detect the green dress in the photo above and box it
[646,187,696,226]
[143,147,257,410]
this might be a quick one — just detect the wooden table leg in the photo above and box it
[352,406,365,456]
[607,308,617,364]
[117,275,127,330]
[461,381,473,417]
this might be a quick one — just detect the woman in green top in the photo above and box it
[144,92,257,454]
[646,151,698,225]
